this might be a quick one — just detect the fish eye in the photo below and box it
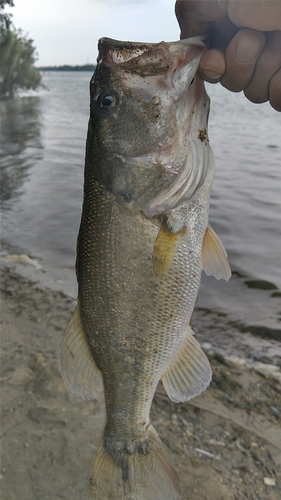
[97,92,116,110]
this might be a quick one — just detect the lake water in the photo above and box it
[1,71,280,337]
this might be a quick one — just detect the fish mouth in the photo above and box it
[97,36,206,82]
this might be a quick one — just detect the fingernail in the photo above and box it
[236,34,263,63]
[203,70,223,80]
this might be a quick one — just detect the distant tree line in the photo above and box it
[0,0,42,98]
[39,64,95,72]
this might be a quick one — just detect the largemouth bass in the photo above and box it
[59,36,231,500]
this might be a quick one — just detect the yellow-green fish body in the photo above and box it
[59,37,231,500]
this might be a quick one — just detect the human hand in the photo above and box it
[175,0,281,111]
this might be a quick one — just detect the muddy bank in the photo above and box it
[1,263,280,499]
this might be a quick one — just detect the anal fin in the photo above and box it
[59,303,103,400]
[162,327,212,403]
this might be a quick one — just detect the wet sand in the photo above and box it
[1,261,280,499]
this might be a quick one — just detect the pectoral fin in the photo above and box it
[152,222,185,278]
[59,303,103,400]
[162,327,212,403]
[202,224,231,281]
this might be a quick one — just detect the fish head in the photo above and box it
[88,36,213,214]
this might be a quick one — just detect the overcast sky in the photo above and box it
[6,0,180,66]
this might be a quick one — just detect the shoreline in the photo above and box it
[1,260,281,499]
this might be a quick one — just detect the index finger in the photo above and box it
[175,0,228,37]
[228,0,281,31]
[175,0,281,38]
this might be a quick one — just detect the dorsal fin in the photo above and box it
[59,303,103,400]
[202,224,231,281]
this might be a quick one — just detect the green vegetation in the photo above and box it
[38,64,95,72]
[0,0,42,98]
[0,0,13,28]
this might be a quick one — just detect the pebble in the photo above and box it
[201,342,213,351]
[263,477,276,486]
[270,405,280,418]
[195,448,220,460]
[2,254,42,270]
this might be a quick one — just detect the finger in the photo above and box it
[244,31,281,104]
[269,68,281,111]
[228,0,281,31]
[221,28,266,92]
[175,0,227,37]
[197,16,237,83]
[198,49,225,82]
[176,0,281,38]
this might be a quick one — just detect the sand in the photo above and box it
[1,261,281,499]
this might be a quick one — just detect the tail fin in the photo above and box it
[88,425,181,500]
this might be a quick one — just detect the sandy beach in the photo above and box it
[1,259,281,499]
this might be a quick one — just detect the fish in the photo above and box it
[59,36,231,500]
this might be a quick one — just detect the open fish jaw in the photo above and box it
[97,36,205,97]
[97,36,205,77]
